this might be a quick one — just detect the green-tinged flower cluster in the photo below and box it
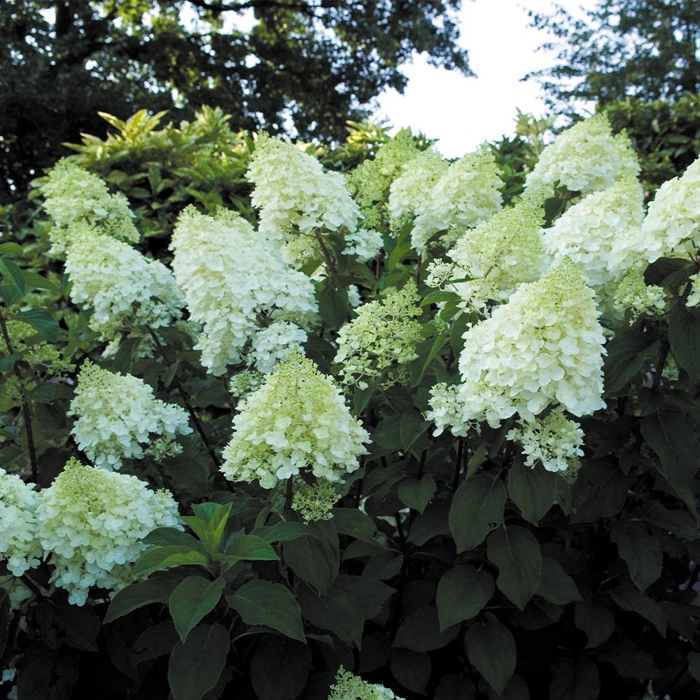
[221,351,370,489]
[0,472,42,576]
[4,320,72,375]
[229,369,264,399]
[247,133,361,241]
[64,225,184,344]
[250,321,308,374]
[40,160,139,254]
[170,207,318,375]
[409,146,503,252]
[329,668,405,700]
[37,459,181,605]
[389,148,449,233]
[348,130,422,228]
[292,479,338,523]
[524,114,640,198]
[613,269,667,319]
[334,280,423,388]
[543,176,645,287]
[507,410,584,473]
[447,196,546,306]
[342,228,384,263]
[69,362,192,470]
[432,259,606,432]
[637,156,700,262]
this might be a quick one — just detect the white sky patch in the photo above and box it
[374,0,598,157]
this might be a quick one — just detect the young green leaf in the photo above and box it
[133,546,208,577]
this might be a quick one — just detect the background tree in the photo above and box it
[526,0,700,114]
[0,0,470,201]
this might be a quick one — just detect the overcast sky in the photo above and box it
[374,0,598,157]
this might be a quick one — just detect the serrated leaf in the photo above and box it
[398,474,436,514]
[104,578,178,623]
[437,565,495,630]
[133,546,208,577]
[465,618,516,694]
[252,521,312,543]
[332,508,377,541]
[283,520,339,592]
[487,525,542,610]
[169,576,225,643]
[536,558,581,605]
[167,623,230,700]
[227,579,305,642]
[297,580,363,647]
[611,523,662,592]
[222,534,279,569]
[394,605,460,652]
[399,409,429,450]
[507,460,556,525]
[450,474,507,552]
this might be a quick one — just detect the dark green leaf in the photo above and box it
[133,545,208,577]
[143,528,204,550]
[332,508,377,541]
[15,309,60,342]
[421,290,462,306]
[0,352,21,372]
[251,636,311,700]
[283,520,339,592]
[340,575,394,618]
[610,584,667,636]
[507,461,557,525]
[465,617,516,694]
[398,474,436,514]
[437,565,495,630]
[669,305,700,380]
[394,605,460,652]
[611,523,662,592]
[449,474,507,552]
[227,579,305,642]
[487,525,542,611]
[603,326,659,394]
[574,591,615,649]
[390,649,431,694]
[222,534,279,568]
[252,521,312,543]
[169,576,225,643]
[645,257,696,288]
[167,624,230,700]
[688,652,700,685]
[549,656,600,700]
[399,409,430,451]
[297,580,364,647]
[0,258,26,294]
[642,502,699,540]
[536,558,581,605]
[104,578,178,623]
[0,243,23,256]
[435,675,478,700]
[318,281,348,329]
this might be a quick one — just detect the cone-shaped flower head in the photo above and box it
[0,472,42,576]
[69,362,192,470]
[221,351,370,489]
[524,114,640,198]
[246,133,361,241]
[637,156,700,262]
[410,146,503,251]
[40,160,139,254]
[431,259,606,433]
[37,459,181,605]
[170,207,318,375]
[64,225,183,341]
[543,176,645,286]
[329,668,405,700]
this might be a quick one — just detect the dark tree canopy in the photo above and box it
[526,0,700,114]
[0,0,470,200]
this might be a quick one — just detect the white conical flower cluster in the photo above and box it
[507,410,584,472]
[431,259,606,432]
[637,156,700,262]
[613,269,667,319]
[64,225,184,341]
[409,146,503,251]
[170,207,318,375]
[447,196,547,306]
[342,227,384,262]
[329,668,405,700]
[37,459,181,605]
[40,160,139,254]
[246,133,361,241]
[543,176,645,286]
[250,321,308,375]
[69,362,192,470]
[0,472,42,576]
[221,351,370,489]
[524,114,639,198]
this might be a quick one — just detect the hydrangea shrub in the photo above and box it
[1,111,700,700]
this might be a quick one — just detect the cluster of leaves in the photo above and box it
[3,111,700,700]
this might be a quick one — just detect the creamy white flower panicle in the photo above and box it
[448,196,546,305]
[388,148,448,233]
[221,351,370,489]
[0,472,42,576]
[247,133,361,241]
[329,668,405,700]
[507,410,584,472]
[69,362,192,470]
[433,259,606,432]
[334,280,423,388]
[637,157,700,262]
[342,228,384,262]
[524,114,640,198]
[426,382,470,437]
[37,459,181,606]
[410,146,503,252]
[41,160,139,254]
[64,225,184,341]
[250,321,308,374]
[170,207,318,375]
[543,176,645,287]
[613,269,667,319]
